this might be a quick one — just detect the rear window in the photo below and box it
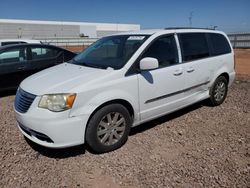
[178,33,210,62]
[208,33,231,56]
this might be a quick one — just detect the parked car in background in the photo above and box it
[14,28,235,153]
[0,44,76,91]
[0,39,42,46]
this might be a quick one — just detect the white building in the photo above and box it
[0,19,140,39]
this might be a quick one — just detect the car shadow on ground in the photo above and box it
[24,137,87,159]
[25,100,209,158]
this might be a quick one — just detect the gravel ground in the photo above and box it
[0,81,249,188]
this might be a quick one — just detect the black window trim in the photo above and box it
[125,32,233,76]
[206,33,232,56]
[125,33,180,76]
[177,32,232,64]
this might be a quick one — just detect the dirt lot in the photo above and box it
[64,45,87,53]
[235,49,250,79]
[0,81,249,187]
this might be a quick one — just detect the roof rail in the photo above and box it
[164,27,215,30]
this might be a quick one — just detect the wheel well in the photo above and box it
[218,72,229,84]
[86,99,134,127]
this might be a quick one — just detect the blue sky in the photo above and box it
[0,0,250,33]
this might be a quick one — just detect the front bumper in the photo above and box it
[14,98,88,148]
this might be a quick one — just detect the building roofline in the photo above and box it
[0,18,140,27]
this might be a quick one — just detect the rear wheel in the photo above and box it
[209,76,228,106]
[86,104,132,153]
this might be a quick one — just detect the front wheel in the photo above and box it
[85,104,132,153]
[209,76,228,106]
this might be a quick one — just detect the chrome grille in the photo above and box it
[14,88,36,113]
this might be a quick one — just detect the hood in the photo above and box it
[20,63,112,95]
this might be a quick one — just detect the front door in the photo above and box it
[138,34,186,122]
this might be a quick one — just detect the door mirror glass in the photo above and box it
[139,57,159,70]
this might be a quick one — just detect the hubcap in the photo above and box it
[97,112,126,146]
[214,81,226,102]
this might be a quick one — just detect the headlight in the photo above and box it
[38,93,76,112]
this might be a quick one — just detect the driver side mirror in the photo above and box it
[139,57,159,71]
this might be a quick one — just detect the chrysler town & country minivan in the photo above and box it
[14,28,235,153]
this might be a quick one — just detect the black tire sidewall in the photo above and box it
[210,76,228,106]
[85,104,132,153]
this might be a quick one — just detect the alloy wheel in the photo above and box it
[97,112,126,146]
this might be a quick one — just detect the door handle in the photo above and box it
[186,67,194,73]
[173,69,183,76]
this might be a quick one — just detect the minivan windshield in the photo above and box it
[71,35,149,69]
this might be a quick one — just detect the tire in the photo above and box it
[209,76,228,106]
[85,104,132,153]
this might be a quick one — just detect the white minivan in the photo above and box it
[14,28,235,153]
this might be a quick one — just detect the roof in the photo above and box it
[112,29,162,35]
[0,39,41,43]
[164,27,215,30]
[112,28,225,36]
[0,43,71,52]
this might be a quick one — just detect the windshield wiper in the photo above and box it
[71,59,106,69]
[84,63,107,69]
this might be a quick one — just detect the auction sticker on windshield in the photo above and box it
[127,36,145,40]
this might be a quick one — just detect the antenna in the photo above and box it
[189,11,194,27]
[213,26,218,30]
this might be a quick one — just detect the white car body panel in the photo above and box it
[20,63,113,95]
[138,63,186,121]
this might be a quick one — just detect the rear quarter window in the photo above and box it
[208,33,231,56]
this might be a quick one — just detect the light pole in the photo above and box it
[189,11,194,27]
[18,27,22,38]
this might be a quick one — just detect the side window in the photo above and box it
[31,47,59,60]
[209,33,231,55]
[0,48,26,64]
[141,35,178,68]
[179,33,210,62]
